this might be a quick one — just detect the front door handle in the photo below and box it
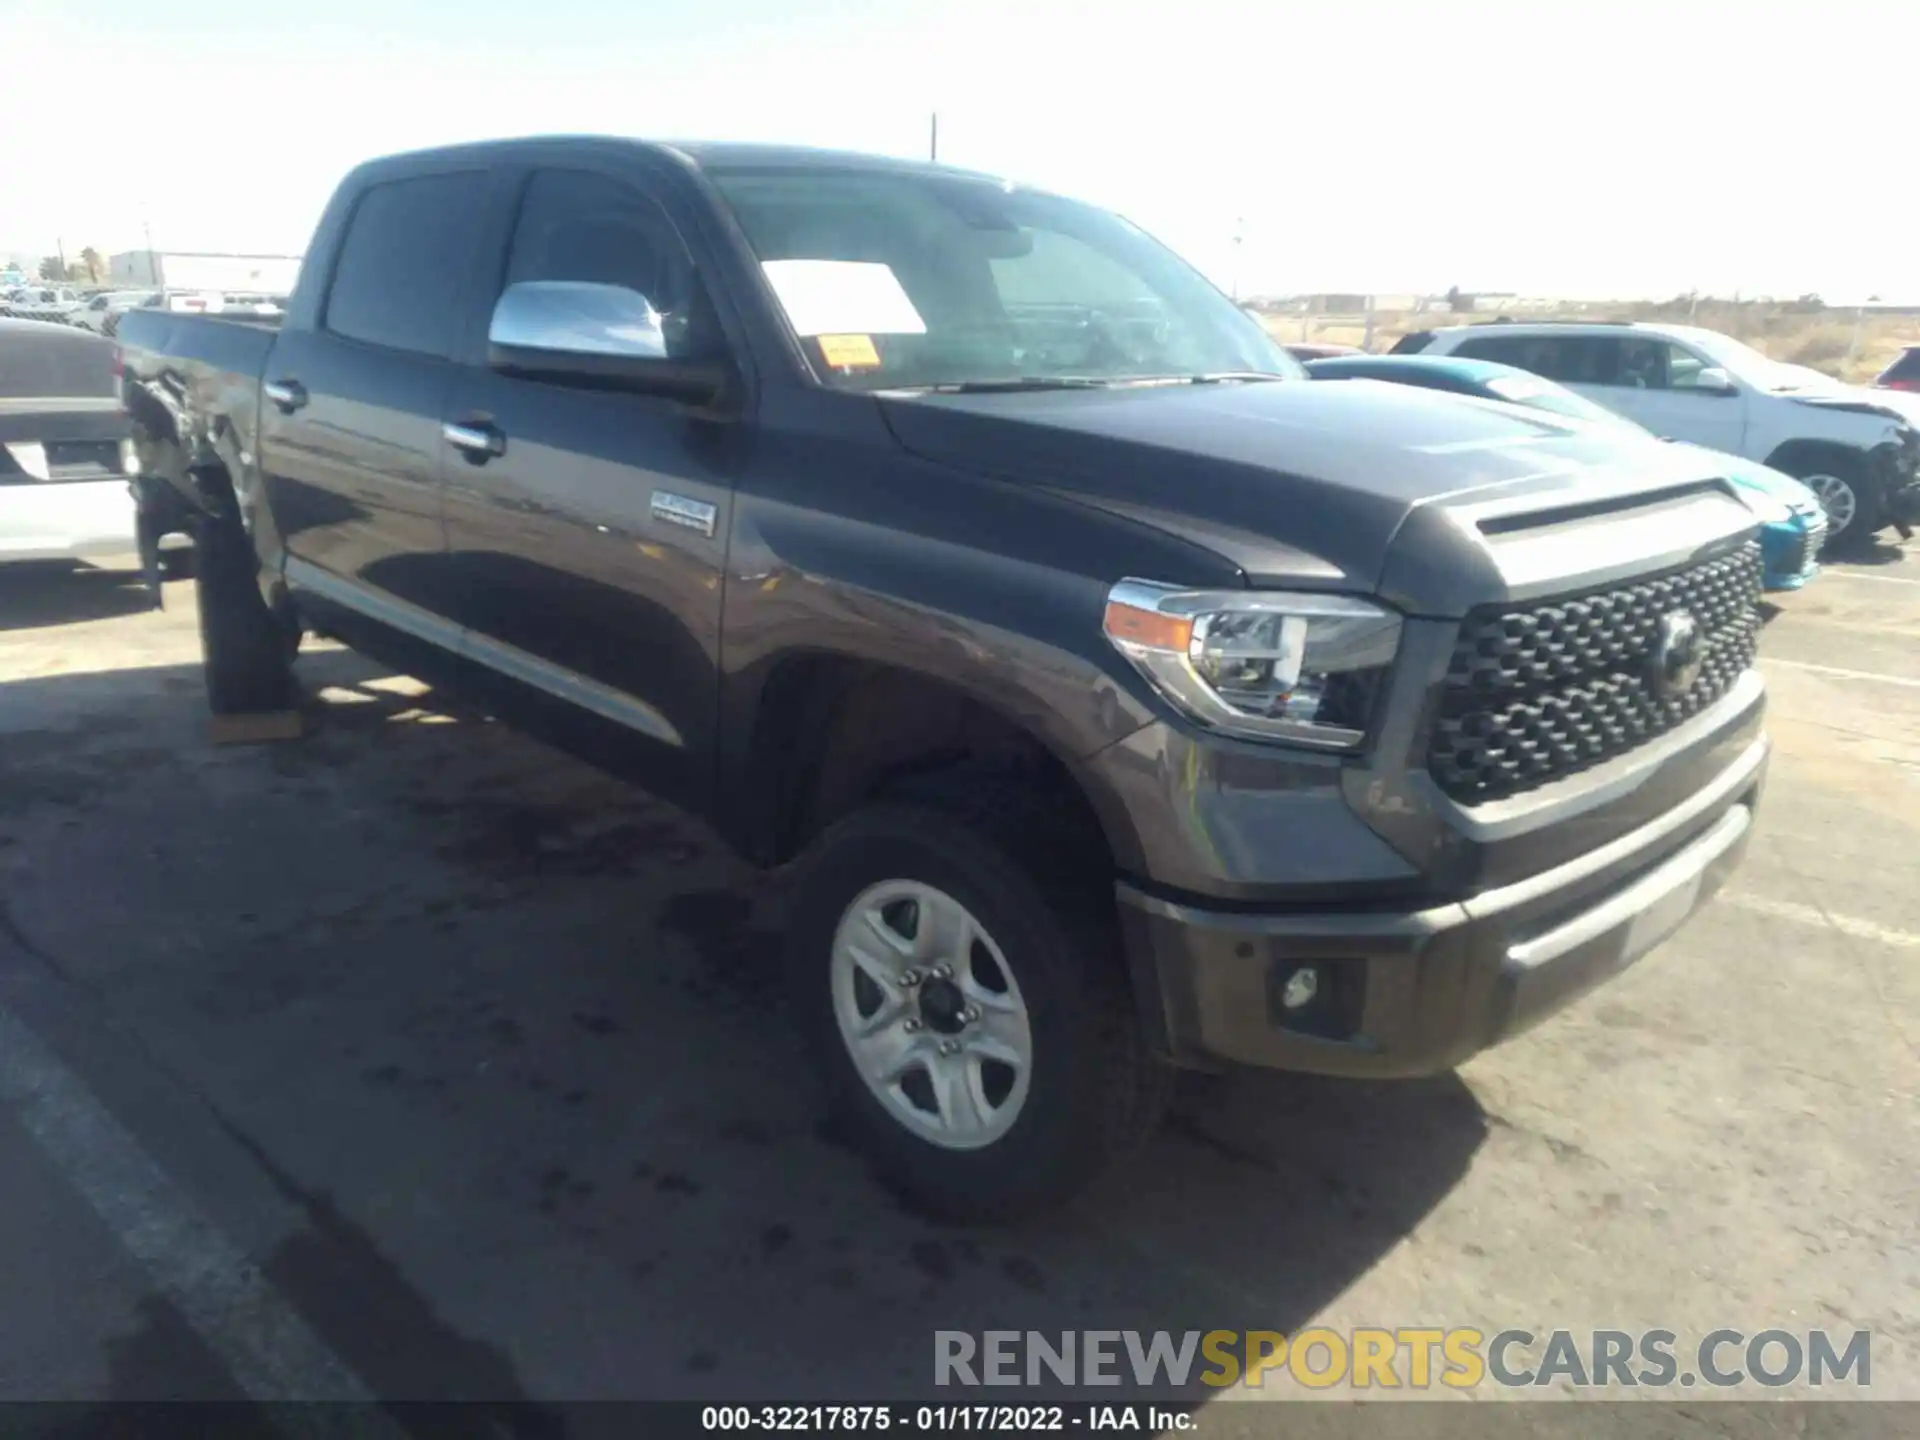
[443,420,507,463]
[263,378,307,413]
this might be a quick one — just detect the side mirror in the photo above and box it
[1690,366,1737,396]
[487,281,728,405]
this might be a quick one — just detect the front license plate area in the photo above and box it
[1622,870,1703,960]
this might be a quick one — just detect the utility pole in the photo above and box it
[56,236,68,279]
[929,113,939,163]
[145,220,158,287]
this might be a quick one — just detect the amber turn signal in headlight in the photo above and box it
[1102,580,1401,749]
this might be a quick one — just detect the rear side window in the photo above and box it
[1450,333,1535,366]
[1389,330,1433,354]
[1881,347,1920,383]
[325,172,488,357]
[1453,333,1622,385]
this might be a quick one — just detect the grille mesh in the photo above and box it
[1428,542,1762,803]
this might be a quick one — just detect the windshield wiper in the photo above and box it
[910,377,1128,393]
[906,372,1292,395]
[1177,371,1291,384]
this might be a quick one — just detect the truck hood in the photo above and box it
[1667,441,1821,518]
[880,378,1735,602]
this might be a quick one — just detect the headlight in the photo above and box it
[1103,580,1401,749]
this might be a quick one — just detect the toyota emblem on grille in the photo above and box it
[1651,610,1705,696]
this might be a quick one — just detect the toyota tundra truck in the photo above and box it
[118,138,1768,1220]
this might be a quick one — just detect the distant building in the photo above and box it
[108,250,302,294]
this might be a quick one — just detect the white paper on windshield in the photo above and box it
[760,259,927,337]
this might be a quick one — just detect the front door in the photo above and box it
[1548,335,1746,455]
[439,164,744,812]
[1597,337,1749,456]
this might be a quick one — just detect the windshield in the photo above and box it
[708,166,1300,390]
[1483,371,1646,431]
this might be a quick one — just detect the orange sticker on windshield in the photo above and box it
[818,334,881,369]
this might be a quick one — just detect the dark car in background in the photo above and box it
[1877,345,1920,394]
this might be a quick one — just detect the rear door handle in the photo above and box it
[443,420,506,462]
[263,378,307,413]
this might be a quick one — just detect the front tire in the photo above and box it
[789,774,1169,1222]
[1788,454,1879,552]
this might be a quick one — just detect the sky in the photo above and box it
[0,0,1911,302]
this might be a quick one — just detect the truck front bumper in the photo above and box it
[1119,733,1766,1077]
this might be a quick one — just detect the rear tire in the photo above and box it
[193,518,295,715]
[788,771,1170,1223]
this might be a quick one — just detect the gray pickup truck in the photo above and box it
[118,137,1767,1220]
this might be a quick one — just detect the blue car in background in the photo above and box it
[1304,354,1828,590]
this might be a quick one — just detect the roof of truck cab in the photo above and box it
[357,135,1013,186]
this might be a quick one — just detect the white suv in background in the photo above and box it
[1397,321,1920,547]
[68,290,157,333]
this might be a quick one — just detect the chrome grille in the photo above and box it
[1798,516,1827,576]
[1428,542,1762,803]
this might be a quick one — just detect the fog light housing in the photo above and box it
[1266,958,1364,1041]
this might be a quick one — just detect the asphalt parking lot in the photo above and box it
[1,549,1916,1428]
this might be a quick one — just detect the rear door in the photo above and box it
[260,166,497,634]
[438,162,746,811]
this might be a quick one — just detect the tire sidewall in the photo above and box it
[1794,459,1878,548]
[789,811,1119,1217]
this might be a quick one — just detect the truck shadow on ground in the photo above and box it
[0,650,1489,1412]
[1828,536,1913,570]
[0,561,157,631]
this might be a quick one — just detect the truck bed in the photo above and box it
[116,310,278,517]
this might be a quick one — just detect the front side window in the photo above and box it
[708,167,1296,389]
[1612,337,1670,389]
[325,171,489,358]
[500,168,721,360]
[1609,338,1726,391]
